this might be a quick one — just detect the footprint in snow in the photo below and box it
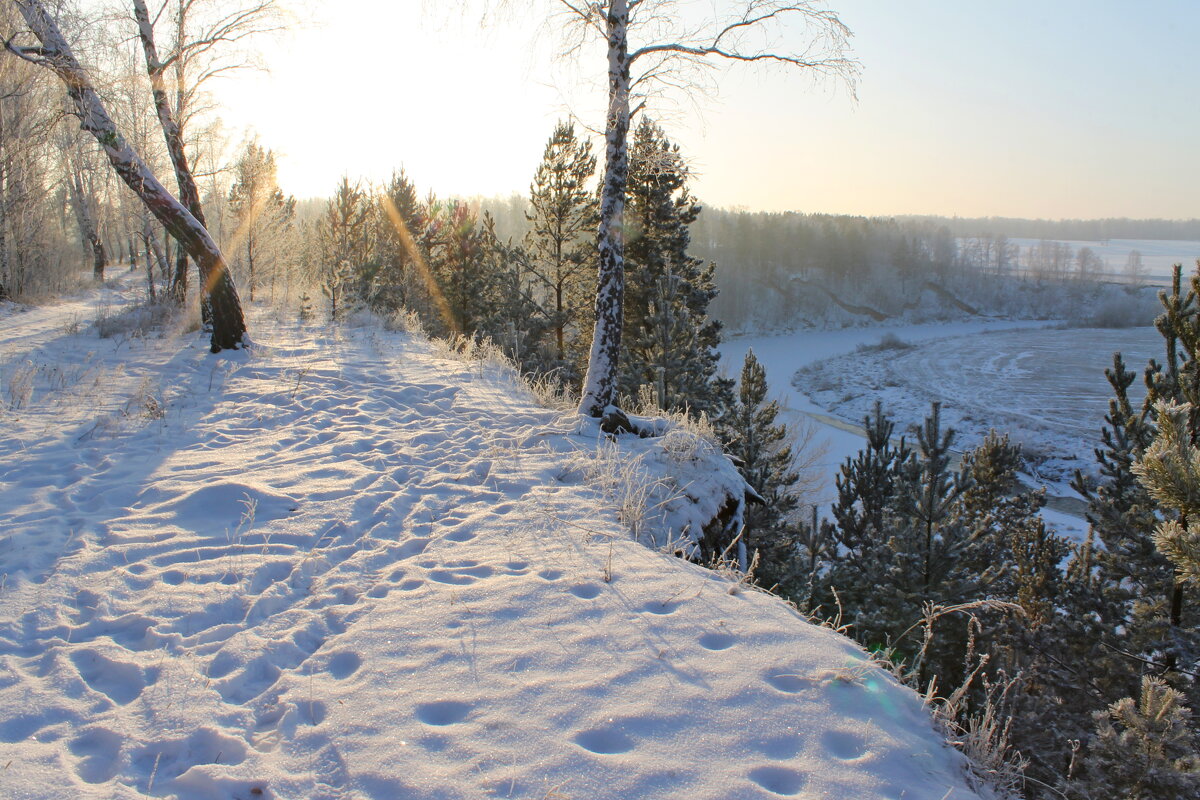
[426,562,493,586]
[70,648,147,705]
[753,734,802,760]
[821,729,868,760]
[324,652,360,681]
[415,700,472,726]
[764,672,811,694]
[748,765,808,796]
[697,632,736,651]
[129,728,247,790]
[442,526,475,543]
[569,583,602,600]
[573,726,635,755]
[69,589,102,624]
[68,727,122,784]
[640,599,681,615]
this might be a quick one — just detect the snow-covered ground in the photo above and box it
[721,321,1055,497]
[0,274,984,800]
[722,320,1120,542]
[797,326,1162,480]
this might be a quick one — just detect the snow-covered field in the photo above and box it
[0,274,984,800]
[721,320,1056,495]
[1007,237,1200,285]
[797,326,1163,480]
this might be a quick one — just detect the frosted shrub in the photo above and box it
[575,438,667,543]
[5,360,36,409]
[95,302,177,340]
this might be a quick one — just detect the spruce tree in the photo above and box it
[620,118,731,417]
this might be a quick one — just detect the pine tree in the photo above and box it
[717,350,806,590]
[227,139,295,303]
[477,214,550,371]
[821,402,912,655]
[525,121,597,381]
[425,200,492,337]
[1068,677,1200,800]
[619,119,731,417]
[894,403,971,602]
[370,169,427,315]
[318,177,371,321]
[829,401,909,561]
[1123,264,1200,689]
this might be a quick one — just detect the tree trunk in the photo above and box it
[578,0,630,417]
[67,169,105,280]
[133,0,209,314]
[247,231,255,302]
[12,0,246,351]
[0,97,7,297]
[141,232,155,302]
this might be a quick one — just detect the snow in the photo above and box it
[721,320,1053,501]
[796,326,1162,482]
[0,273,983,800]
[722,321,1160,543]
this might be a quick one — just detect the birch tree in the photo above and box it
[552,0,857,416]
[130,0,279,304]
[58,128,108,279]
[6,0,247,350]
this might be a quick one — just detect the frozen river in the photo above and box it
[721,321,1165,539]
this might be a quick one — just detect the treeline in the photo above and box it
[0,0,287,315]
[690,209,1162,330]
[275,118,732,417]
[902,214,1200,243]
[728,272,1200,797]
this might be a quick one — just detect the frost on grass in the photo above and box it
[571,405,749,559]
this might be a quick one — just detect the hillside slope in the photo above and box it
[0,275,986,800]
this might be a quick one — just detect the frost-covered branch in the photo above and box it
[629,0,857,86]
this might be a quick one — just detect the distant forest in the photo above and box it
[898,215,1200,242]
[467,198,1189,332]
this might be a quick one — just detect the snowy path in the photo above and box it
[1,278,982,799]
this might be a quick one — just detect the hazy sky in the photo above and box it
[216,1,1200,219]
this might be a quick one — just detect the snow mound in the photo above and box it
[0,275,985,799]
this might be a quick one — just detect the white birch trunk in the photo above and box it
[12,0,246,350]
[578,0,630,417]
[132,0,207,308]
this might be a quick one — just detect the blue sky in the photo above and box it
[218,0,1200,218]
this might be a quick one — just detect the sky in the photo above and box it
[214,0,1200,219]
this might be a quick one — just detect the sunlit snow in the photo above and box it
[0,273,984,799]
